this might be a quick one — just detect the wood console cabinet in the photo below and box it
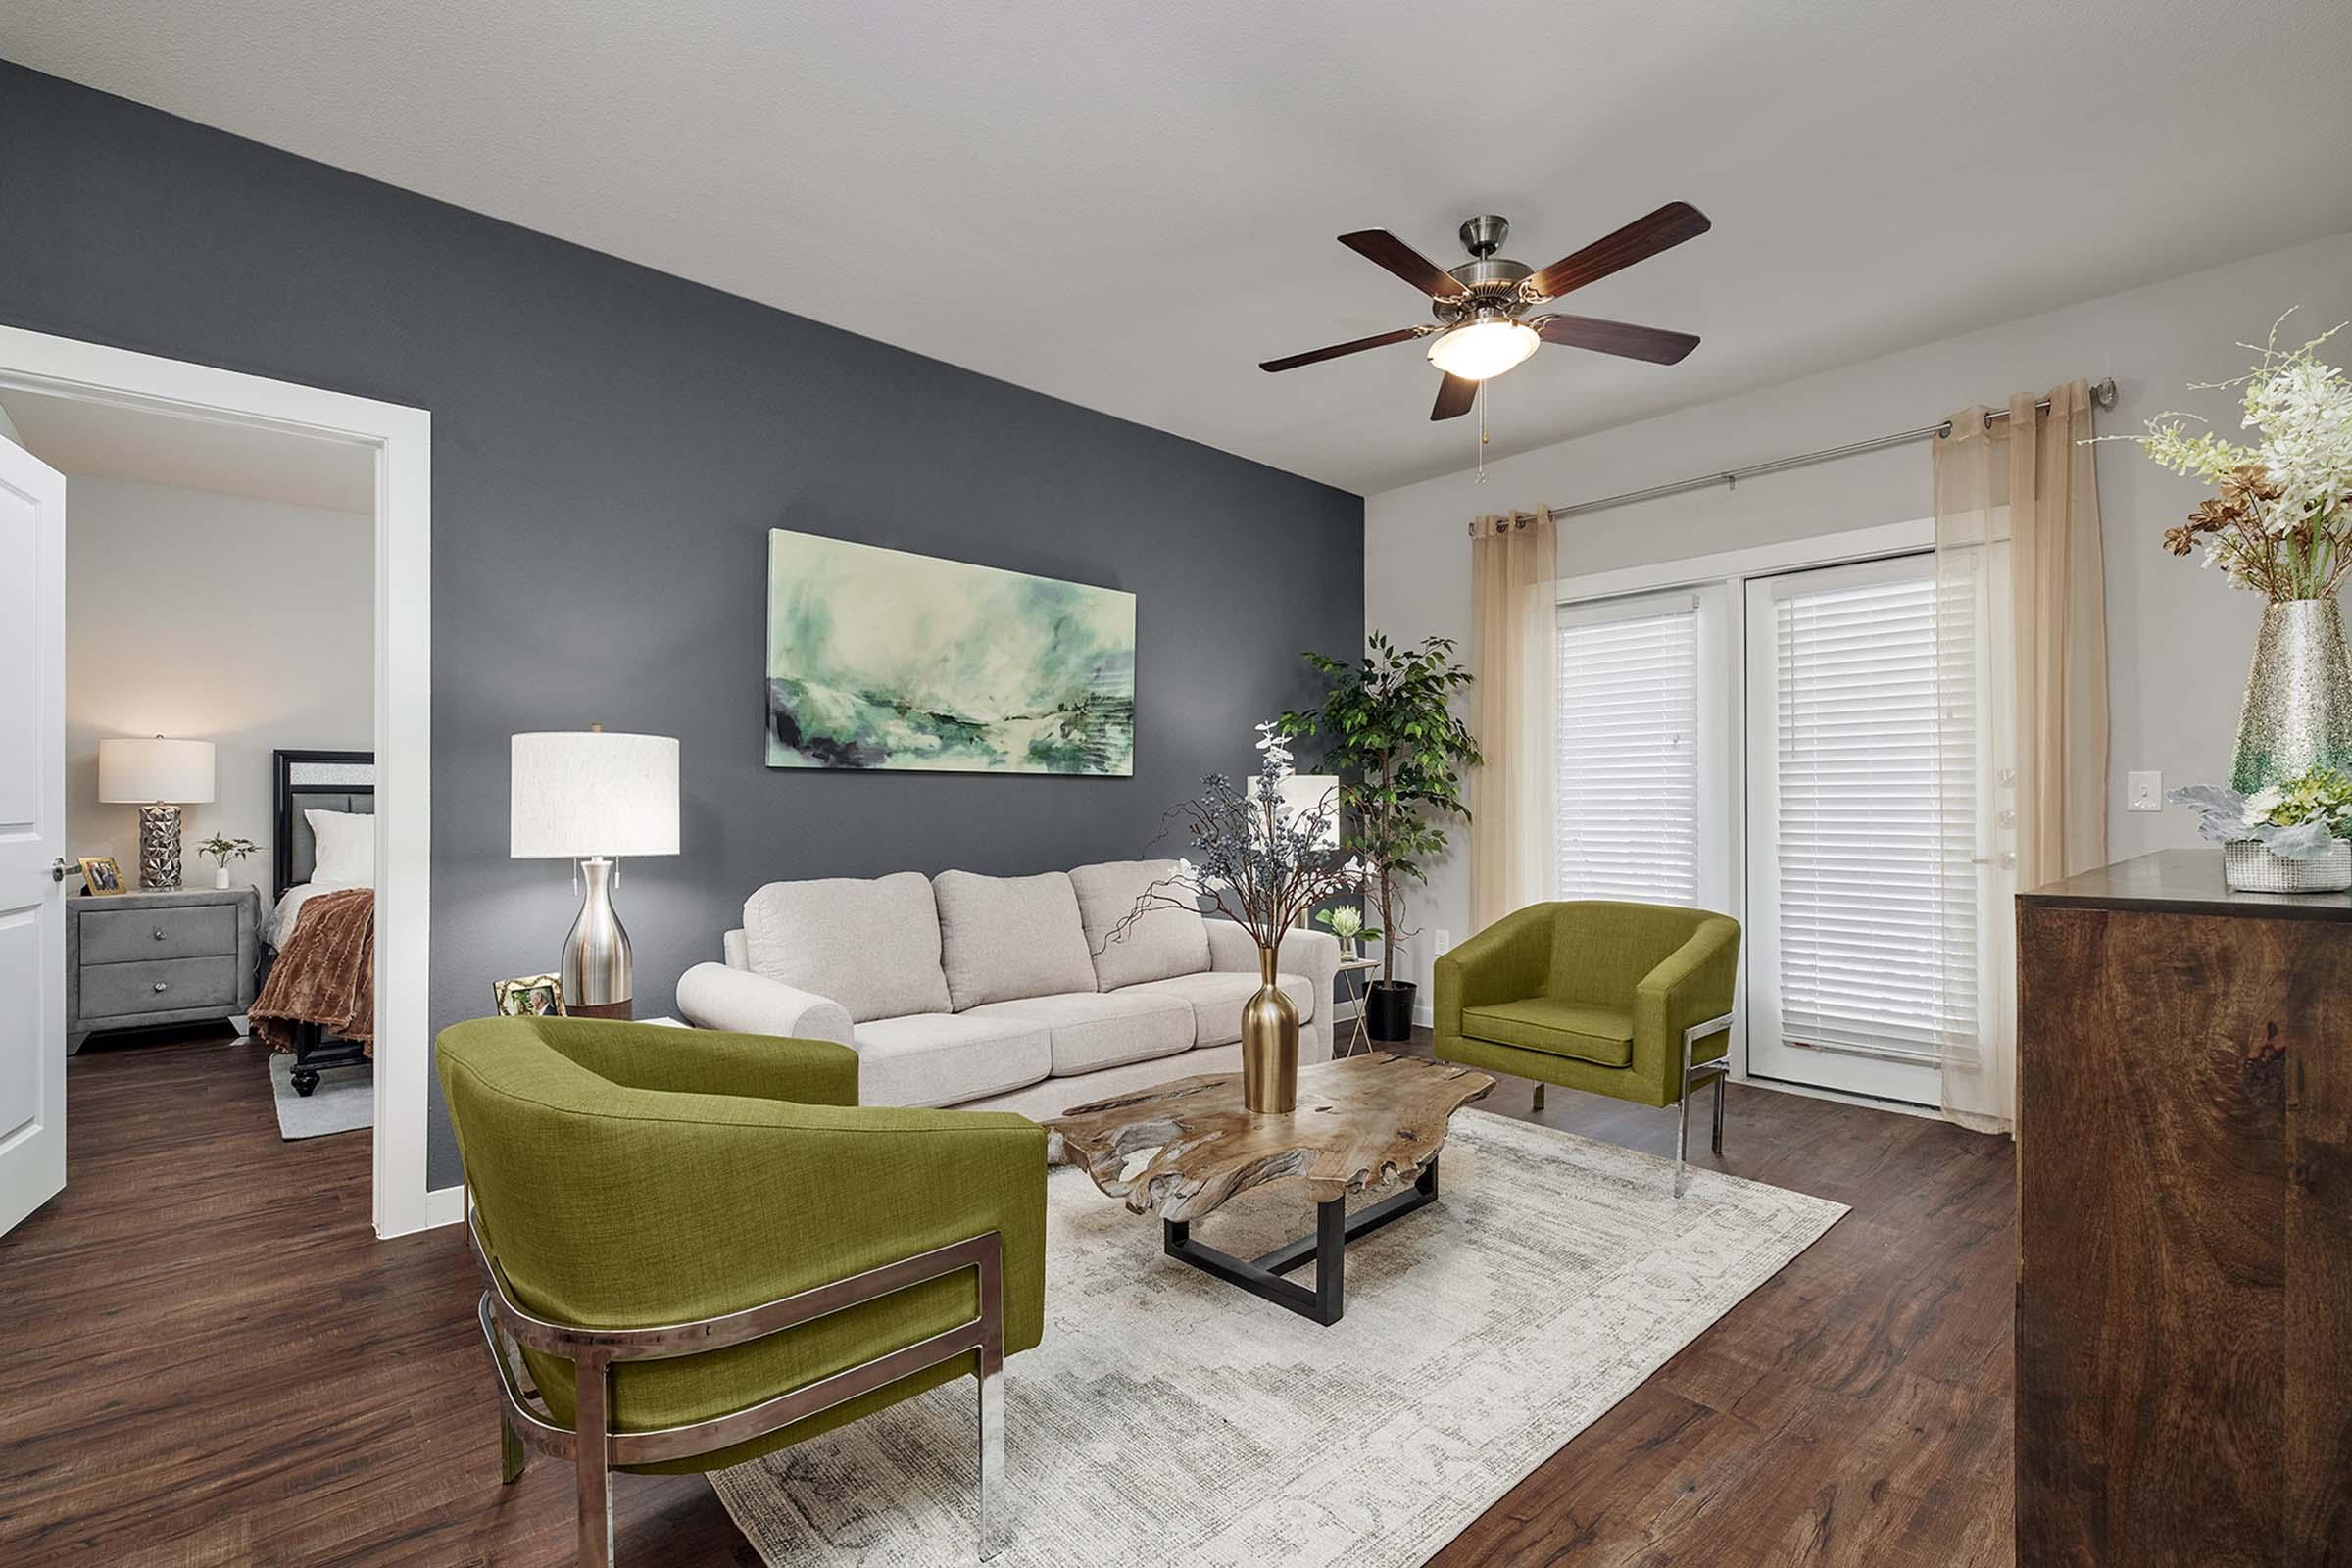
[2016,850,2351,1566]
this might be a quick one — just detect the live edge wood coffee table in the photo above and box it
[1044,1053,1494,1326]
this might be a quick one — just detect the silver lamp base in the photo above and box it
[560,858,634,1018]
[138,803,185,890]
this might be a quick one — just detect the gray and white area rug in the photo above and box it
[710,1108,1846,1567]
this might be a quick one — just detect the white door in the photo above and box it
[1743,555,1960,1105]
[0,434,67,1238]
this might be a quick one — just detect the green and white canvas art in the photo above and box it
[765,529,1137,774]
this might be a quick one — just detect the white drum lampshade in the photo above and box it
[1252,772,1342,849]
[99,736,215,890]
[1284,774,1342,850]
[510,729,680,859]
[510,728,679,1019]
[98,737,216,806]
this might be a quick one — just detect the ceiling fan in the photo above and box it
[1260,202,1712,420]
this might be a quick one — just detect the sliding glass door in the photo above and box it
[1742,555,1962,1104]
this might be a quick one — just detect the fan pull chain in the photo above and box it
[1474,380,1490,484]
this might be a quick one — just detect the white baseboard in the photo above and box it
[421,1184,467,1230]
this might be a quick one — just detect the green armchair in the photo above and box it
[435,1016,1047,1566]
[1433,901,1740,1195]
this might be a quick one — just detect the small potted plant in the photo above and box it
[2171,769,2352,892]
[198,833,259,890]
[1314,904,1380,961]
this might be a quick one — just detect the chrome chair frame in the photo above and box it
[470,1208,1006,1567]
[1675,1012,1736,1198]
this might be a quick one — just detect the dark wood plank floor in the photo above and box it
[0,1025,2016,1566]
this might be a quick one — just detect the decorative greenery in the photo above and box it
[2097,311,2352,602]
[1315,905,1380,945]
[1107,724,1362,953]
[2170,766,2352,859]
[1280,632,1481,985]
[197,834,258,868]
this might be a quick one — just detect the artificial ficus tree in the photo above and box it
[1279,632,1481,986]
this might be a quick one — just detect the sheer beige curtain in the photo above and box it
[1468,507,1559,932]
[1931,380,2108,1132]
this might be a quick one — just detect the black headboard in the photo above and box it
[272,748,375,899]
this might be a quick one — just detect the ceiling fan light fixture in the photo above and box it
[1426,318,1540,382]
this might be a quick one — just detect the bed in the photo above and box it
[259,748,375,1096]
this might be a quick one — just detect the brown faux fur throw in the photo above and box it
[252,887,375,1056]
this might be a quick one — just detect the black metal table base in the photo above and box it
[1160,1156,1439,1326]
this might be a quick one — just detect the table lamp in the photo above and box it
[510,726,679,1020]
[98,736,216,890]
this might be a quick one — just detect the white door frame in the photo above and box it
[0,325,437,1239]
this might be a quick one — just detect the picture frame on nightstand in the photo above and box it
[77,856,125,896]
[493,973,564,1017]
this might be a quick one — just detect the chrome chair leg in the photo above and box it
[500,1413,527,1486]
[1675,1013,1736,1200]
[575,1357,615,1568]
[1532,1083,1546,1112]
[977,1360,1005,1560]
[1675,1078,1692,1199]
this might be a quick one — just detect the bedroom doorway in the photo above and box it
[0,326,433,1240]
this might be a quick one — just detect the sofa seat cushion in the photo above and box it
[964,991,1196,1077]
[744,871,951,1024]
[1069,858,1210,991]
[1459,999,1635,1069]
[1116,968,1315,1049]
[933,869,1098,1010]
[848,1012,1051,1108]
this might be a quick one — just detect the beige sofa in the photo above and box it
[675,859,1340,1119]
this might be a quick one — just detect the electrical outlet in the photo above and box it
[1433,927,1453,956]
[2128,770,2163,812]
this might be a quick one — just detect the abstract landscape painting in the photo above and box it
[765,529,1137,774]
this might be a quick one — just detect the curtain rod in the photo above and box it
[1494,375,2118,529]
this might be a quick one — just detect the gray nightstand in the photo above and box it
[66,884,264,1052]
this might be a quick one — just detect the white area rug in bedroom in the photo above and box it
[710,1107,1846,1567]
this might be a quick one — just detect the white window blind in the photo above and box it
[1771,575,1976,1060]
[1555,599,1700,906]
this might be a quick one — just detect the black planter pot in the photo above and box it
[1364,980,1418,1043]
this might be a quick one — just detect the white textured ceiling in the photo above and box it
[9,0,2352,494]
[0,388,374,513]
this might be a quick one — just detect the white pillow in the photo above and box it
[305,808,375,886]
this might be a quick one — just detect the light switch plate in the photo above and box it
[1433,928,1453,956]
[2128,770,2163,811]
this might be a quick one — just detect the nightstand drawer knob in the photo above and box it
[153,981,169,993]
[154,928,168,941]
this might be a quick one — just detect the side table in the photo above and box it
[1335,955,1381,1057]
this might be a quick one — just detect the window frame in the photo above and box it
[1551,518,1936,1092]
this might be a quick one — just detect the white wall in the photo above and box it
[66,476,371,889]
[1364,231,2352,1001]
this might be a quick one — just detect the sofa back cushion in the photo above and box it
[1069,858,1210,991]
[932,869,1098,1010]
[743,871,951,1023]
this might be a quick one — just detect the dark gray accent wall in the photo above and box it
[0,63,1364,1188]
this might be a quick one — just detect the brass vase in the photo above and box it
[2230,597,2352,792]
[1240,945,1298,1114]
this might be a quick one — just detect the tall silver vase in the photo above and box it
[2230,598,2352,793]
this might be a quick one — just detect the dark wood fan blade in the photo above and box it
[1534,314,1701,364]
[1339,230,1469,299]
[1525,202,1711,301]
[1259,326,1424,373]
[1431,374,1478,421]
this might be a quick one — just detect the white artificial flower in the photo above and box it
[1252,719,1295,779]
[2241,785,2285,827]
